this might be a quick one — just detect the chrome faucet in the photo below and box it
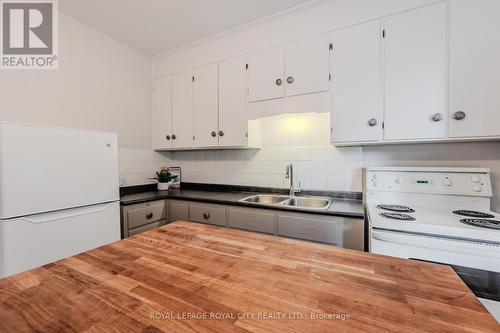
[285,163,301,197]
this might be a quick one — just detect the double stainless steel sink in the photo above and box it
[240,194,333,211]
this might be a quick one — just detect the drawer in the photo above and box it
[129,221,163,236]
[278,214,340,245]
[228,207,276,234]
[127,201,166,229]
[168,200,189,222]
[189,203,227,226]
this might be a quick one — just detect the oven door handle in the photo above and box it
[372,230,500,256]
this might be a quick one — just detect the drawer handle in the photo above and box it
[203,212,210,219]
[453,111,466,120]
[146,212,154,219]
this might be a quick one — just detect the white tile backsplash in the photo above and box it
[165,145,362,191]
[119,148,171,187]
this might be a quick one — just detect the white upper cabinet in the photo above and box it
[247,46,284,102]
[284,33,331,97]
[383,2,448,141]
[152,76,172,150]
[332,20,382,143]
[193,63,219,148]
[171,70,194,149]
[247,34,331,103]
[449,0,500,138]
[219,56,248,147]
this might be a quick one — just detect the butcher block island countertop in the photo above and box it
[1,222,498,333]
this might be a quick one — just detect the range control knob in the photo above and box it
[442,179,452,187]
[471,176,481,183]
[372,174,379,180]
[472,185,483,192]
[395,178,403,185]
[372,181,380,187]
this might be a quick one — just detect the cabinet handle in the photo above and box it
[453,111,466,120]
[431,113,443,122]
[218,130,224,137]
[146,212,153,219]
[166,135,171,140]
[172,134,176,140]
[211,131,217,137]
[203,212,210,219]
[368,118,377,127]
[286,76,294,84]
[275,78,283,86]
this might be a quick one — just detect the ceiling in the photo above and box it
[59,0,314,56]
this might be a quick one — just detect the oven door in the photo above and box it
[371,229,500,273]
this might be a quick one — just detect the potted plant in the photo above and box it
[151,167,178,191]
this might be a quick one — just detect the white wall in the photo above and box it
[0,14,153,149]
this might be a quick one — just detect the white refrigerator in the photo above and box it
[0,123,121,278]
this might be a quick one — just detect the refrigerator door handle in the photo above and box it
[19,203,111,224]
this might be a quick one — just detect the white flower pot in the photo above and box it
[157,182,170,191]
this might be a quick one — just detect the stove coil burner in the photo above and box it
[379,212,416,221]
[460,218,500,230]
[376,204,415,213]
[453,210,495,219]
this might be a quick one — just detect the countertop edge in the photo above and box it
[120,190,364,219]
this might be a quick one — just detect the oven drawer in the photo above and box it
[371,229,500,273]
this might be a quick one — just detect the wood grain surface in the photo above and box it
[0,221,498,332]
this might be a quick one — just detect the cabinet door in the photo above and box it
[332,20,382,143]
[247,46,284,102]
[152,77,173,150]
[285,33,331,97]
[168,200,188,223]
[189,203,227,226]
[193,63,219,147]
[171,70,194,149]
[383,2,447,140]
[449,0,500,138]
[218,56,248,147]
[277,214,340,245]
[228,207,276,234]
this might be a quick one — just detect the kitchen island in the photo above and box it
[0,221,498,332]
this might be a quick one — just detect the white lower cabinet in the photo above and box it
[228,207,276,234]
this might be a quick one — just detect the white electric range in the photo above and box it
[365,167,500,321]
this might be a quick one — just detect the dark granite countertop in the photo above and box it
[120,183,364,219]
